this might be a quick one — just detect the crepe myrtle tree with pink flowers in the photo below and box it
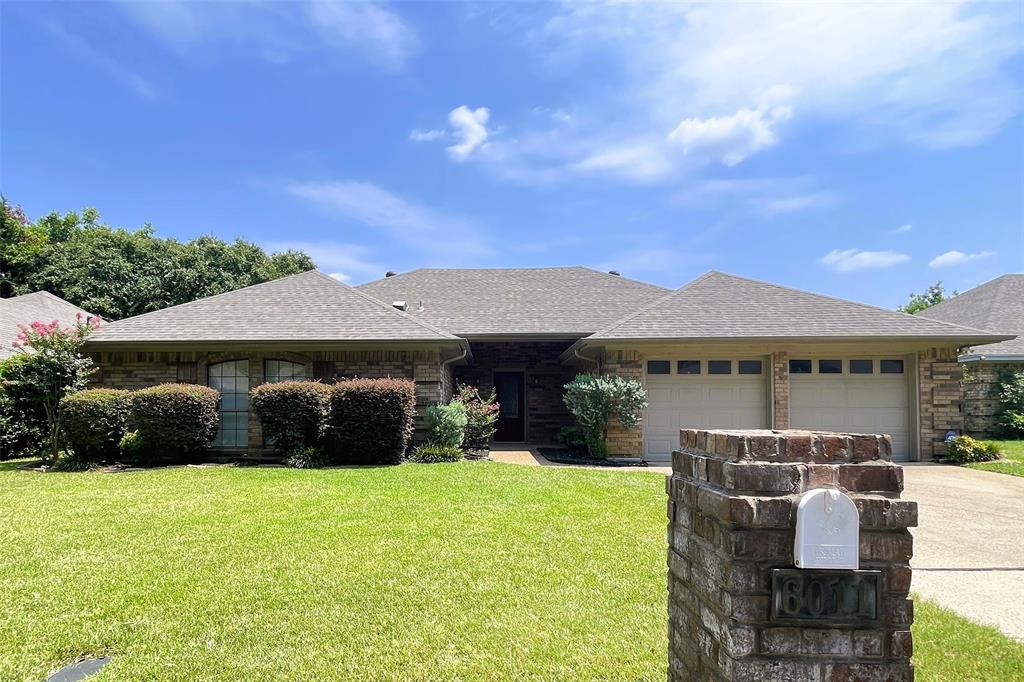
[1,314,100,462]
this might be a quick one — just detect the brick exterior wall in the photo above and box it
[88,348,445,455]
[668,428,916,681]
[600,349,645,456]
[771,351,789,429]
[454,341,579,444]
[963,362,1023,438]
[917,348,962,459]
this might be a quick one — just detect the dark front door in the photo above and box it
[494,371,525,441]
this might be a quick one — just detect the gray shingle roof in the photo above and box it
[87,271,459,344]
[586,271,1012,343]
[357,267,671,337]
[917,274,1024,359]
[1,291,95,359]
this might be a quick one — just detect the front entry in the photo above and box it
[493,371,525,441]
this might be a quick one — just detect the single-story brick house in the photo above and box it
[1,291,95,359]
[917,274,1024,437]
[84,268,1010,462]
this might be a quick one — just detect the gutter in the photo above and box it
[959,354,1024,363]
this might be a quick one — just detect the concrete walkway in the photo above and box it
[902,463,1024,641]
[487,447,672,474]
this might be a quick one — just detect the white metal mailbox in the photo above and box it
[794,488,859,570]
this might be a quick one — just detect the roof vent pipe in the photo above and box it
[385,271,397,277]
[608,270,621,276]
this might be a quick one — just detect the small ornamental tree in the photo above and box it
[0,315,99,462]
[426,401,468,448]
[453,383,499,451]
[563,374,648,458]
[996,371,1024,438]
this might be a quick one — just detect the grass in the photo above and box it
[1,460,1022,681]
[967,440,1024,477]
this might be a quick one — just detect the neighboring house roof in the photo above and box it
[916,274,1024,360]
[86,271,460,344]
[357,267,671,337]
[584,271,1011,343]
[0,291,95,359]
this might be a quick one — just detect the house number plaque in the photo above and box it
[770,569,881,625]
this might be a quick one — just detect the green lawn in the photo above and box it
[1,461,1022,681]
[968,440,1024,477]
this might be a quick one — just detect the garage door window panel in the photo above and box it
[677,360,701,375]
[790,359,812,374]
[819,359,843,374]
[708,360,732,375]
[647,360,671,375]
[738,360,762,375]
[880,359,904,374]
[850,359,874,374]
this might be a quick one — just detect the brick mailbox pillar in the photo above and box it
[667,429,917,681]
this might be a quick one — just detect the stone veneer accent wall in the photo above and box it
[454,341,578,444]
[916,348,962,459]
[668,428,916,681]
[88,348,445,454]
[600,349,645,456]
[963,362,1023,438]
[771,351,789,429]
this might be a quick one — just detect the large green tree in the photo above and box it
[1,199,315,319]
[897,281,958,315]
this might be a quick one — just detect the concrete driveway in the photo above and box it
[903,463,1024,642]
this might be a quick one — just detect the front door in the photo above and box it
[493,371,525,441]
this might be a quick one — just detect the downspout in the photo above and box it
[440,343,470,401]
[573,345,600,371]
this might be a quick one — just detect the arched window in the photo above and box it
[208,359,250,448]
[265,359,307,383]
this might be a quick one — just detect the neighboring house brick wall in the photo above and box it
[917,347,963,459]
[963,362,1024,437]
[454,341,578,444]
[88,348,445,455]
[600,349,645,456]
[771,351,789,429]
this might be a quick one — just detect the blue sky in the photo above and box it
[3,1,1023,308]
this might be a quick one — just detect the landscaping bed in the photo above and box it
[1,460,1021,681]
[966,440,1024,477]
[536,447,648,467]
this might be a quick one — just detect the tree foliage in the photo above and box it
[898,281,958,315]
[996,371,1024,438]
[1,199,315,319]
[563,374,648,458]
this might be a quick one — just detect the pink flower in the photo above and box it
[76,312,83,321]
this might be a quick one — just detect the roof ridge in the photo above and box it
[588,270,719,338]
[576,266,673,291]
[701,270,1000,336]
[335,275,459,339]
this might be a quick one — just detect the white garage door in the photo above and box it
[644,358,768,462]
[790,357,911,461]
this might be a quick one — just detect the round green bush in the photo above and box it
[408,444,464,463]
[327,378,416,465]
[128,383,220,464]
[250,380,331,452]
[60,388,131,462]
[946,435,1002,464]
[426,401,468,448]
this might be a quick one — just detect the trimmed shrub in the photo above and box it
[426,401,468,448]
[555,425,589,457]
[60,388,131,462]
[0,355,47,460]
[327,378,416,465]
[284,446,331,469]
[946,435,1002,464]
[563,374,648,458]
[996,371,1024,438]
[250,380,331,452]
[408,444,464,463]
[128,383,220,464]
[453,383,499,451]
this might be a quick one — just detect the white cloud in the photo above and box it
[820,248,910,273]
[893,224,914,234]
[263,241,384,282]
[668,106,791,166]
[116,0,418,69]
[305,1,419,69]
[409,129,446,142]
[286,180,490,258]
[573,142,673,181]
[672,176,836,217]
[41,19,158,100]
[928,249,997,268]
[446,106,491,161]
[329,272,352,283]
